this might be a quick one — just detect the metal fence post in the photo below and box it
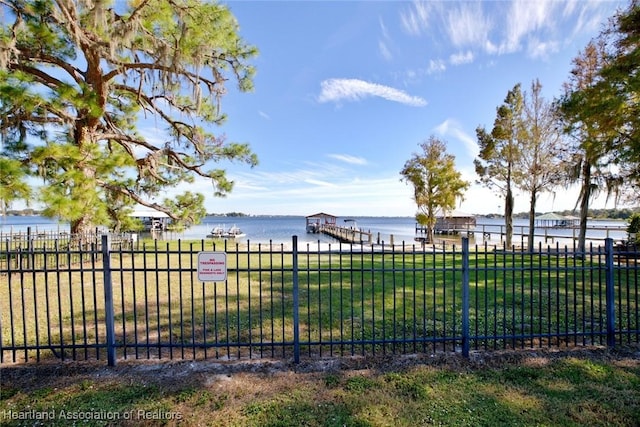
[292,235,300,363]
[101,234,116,366]
[605,238,616,348]
[461,237,470,358]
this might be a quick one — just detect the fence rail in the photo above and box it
[1,236,638,366]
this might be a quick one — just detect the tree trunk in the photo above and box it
[70,124,98,239]
[505,184,514,248]
[70,217,94,236]
[578,161,592,254]
[528,191,537,252]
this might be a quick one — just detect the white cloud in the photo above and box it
[445,2,492,49]
[567,1,616,40]
[379,40,392,61]
[378,17,393,61]
[400,0,432,36]
[449,50,474,65]
[500,0,557,54]
[328,154,368,165]
[318,78,427,107]
[427,59,446,74]
[195,170,416,217]
[304,178,336,187]
[527,38,559,60]
[434,119,478,159]
[396,0,616,65]
[258,110,271,120]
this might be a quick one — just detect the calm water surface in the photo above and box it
[0,215,628,246]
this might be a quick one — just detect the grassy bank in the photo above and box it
[1,347,639,426]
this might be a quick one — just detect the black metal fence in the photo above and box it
[1,236,638,366]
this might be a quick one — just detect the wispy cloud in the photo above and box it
[427,59,446,75]
[527,38,559,59]
[398,0,615,66]
[186,165,416,216]
[444,2,492,50]
[328,154,368,165]
[318,78,427,107]
[378,17,393,61]
[378,40,392,61]
[434,119,478,159]
[399,0,432,36]
[304,178,336,187]
[500,1,557,55]
[258,111,271,120]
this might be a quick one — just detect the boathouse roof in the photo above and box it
[434,209,475,218]
[535,212,579,227]
[535,212,566,221]
[305,212,337,219]
[130,209,169,218]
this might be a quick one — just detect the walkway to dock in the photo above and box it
[320,224,373,244]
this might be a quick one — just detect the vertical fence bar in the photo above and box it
[292,236,300,363]
[605,238,616,348]
[101,234,116,366]
[461,237,470,358]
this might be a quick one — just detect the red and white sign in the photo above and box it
[197,252,227,282]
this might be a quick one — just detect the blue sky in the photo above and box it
[160,0,627,217]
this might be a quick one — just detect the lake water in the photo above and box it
[0,215,629,247]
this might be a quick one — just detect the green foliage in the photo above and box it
[164,191,207,230]
[558,1,640,209]
[0,0,258,233]
[595,2,640,190]
[400,135,469,243]
[628,213,640,243]
[0,157,31,214]
[475,84,524,190]
[475,84,523,247]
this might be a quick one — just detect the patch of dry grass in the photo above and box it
[1,346,639,426]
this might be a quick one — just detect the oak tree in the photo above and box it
[0,0,258,234]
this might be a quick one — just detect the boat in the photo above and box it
[207,225,246,239]
[223,225,246,239]
[306,222,321,233]
[207,225,225,238]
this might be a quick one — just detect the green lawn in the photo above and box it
[1,242,637,363]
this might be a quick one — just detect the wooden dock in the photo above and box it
[320,224,373,244]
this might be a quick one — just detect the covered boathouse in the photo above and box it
[305,212,337,233]
[535,212,579,228]
[435,210,476,234]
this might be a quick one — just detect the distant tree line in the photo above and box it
[207,212,250,217]
[510,208,640,221]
